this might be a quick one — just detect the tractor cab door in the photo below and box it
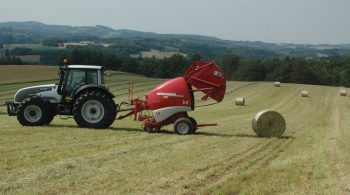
[63,69,98,100]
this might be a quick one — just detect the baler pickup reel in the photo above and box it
[117,61,226,135]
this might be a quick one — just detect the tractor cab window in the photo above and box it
[64,69,86,96]
[63,69,99,97]
[86,70,98,85]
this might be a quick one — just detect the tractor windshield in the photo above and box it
[65,69,85,96]
[64,69,99,97]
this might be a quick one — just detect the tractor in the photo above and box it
[7,60,226,134]
[6,60,117,128]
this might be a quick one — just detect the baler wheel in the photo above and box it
[174,118,194,135]
[188,117,198,132]
[143,125,153,132]
[143,125,161,133]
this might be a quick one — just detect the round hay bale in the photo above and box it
[301,91,309,97]
[252,110,286,138]
[274,81,281,87]
[235,97,245,106]
[340,89,347,96]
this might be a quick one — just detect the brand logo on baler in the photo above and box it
[156,92,184,98]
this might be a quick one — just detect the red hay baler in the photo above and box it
[118,61,226,134]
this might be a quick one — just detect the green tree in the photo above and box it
[163,54,189,78]
[289,59,316,84]
[138,58,161,77]
[10,47,32,55]
[221,54,240,80]
[4,49,10,57]
[191,53,201,62]
[340,67,350,87]
[120,58,139,74]
[42,37,64,47]
[235,61,266,81]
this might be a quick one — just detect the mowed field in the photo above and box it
[1,65,350,194]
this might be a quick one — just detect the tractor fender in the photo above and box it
[73,85,115,102]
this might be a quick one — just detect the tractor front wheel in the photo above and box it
[174,118,194,135]
[17,96,48,126]
[73,91,116,129]
[44,105,56,125]
[44,108,56,125]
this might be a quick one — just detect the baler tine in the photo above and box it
[117,61,226,135]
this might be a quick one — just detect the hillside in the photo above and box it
[0,21,220,43]
[0,65,350,194]
[1,21,350,59]
[0,65,58,84]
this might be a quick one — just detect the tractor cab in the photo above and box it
[58,65,104,100]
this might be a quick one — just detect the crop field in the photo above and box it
[140,49,187,59]
[1,65,350,194]
[17,55,41,63]
[0,65,59,85]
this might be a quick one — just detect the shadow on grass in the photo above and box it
[233,133,294,139]
[194,131,235,137]
[49,124,236,137]
[111,127,235,137]
[49,124,79,128]
[108,127,143,133]
[49,124,142,133]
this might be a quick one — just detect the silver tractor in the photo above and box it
[6,61,117,128]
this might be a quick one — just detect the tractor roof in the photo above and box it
[68,65,103,70]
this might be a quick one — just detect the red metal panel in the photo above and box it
[147,77,192,110]
[184,61,226,102]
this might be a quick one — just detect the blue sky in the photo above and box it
[1,0,350,44]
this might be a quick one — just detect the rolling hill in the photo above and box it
[1,21,350,59]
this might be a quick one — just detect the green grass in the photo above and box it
[1,66,350,194]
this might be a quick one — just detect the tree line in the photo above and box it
[60,48,350,87]
[222,55,350,87]
[2,47,350,87]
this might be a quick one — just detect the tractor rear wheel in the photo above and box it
[174,118,194,135]
[17,96,48,126]
[73,91,116,129]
